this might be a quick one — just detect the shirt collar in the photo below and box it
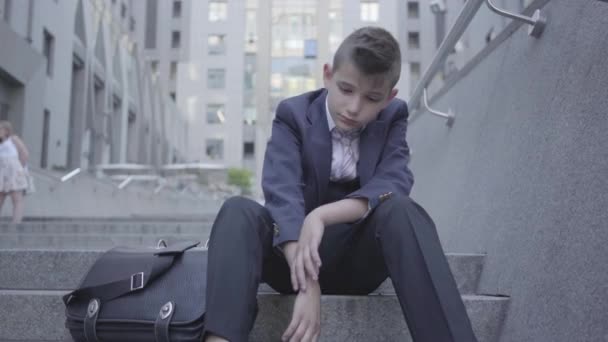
[325,96,336,132]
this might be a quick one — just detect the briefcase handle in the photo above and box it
[63,241,200,305]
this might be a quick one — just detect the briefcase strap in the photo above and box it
[63,241,200,305]
[63,253,174,305]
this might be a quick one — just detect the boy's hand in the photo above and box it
[282,279,321,342]
[291,212,324,292]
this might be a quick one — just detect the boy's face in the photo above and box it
[323,62,398,131]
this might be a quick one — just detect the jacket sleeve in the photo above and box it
[346,102,414,213]
[262,101,306,247]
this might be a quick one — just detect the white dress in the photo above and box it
[0,137,27,192]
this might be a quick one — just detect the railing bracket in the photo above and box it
[423,89,455,127]
[485,0,546,38]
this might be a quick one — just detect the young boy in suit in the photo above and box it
[204,26,477,342]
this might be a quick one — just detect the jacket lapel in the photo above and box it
[307,90,332,205]
[358,120,386,186]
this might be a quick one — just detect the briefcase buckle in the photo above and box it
[130,272,145,291]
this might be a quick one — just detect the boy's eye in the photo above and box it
[367,96,381,102]
[340,87,353,94]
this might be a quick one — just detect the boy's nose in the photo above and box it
[346,98,363,116]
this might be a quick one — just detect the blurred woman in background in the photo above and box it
[0,121,29,223]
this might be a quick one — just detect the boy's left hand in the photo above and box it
[291,212,324,292]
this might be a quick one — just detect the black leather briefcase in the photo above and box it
[63,240,206,342]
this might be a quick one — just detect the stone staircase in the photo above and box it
[0,218,510,341]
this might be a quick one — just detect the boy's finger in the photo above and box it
[290,266,299,291]
[283,316,299,341]
[301,325,315,342]
[303,247,318,280]
[312,247,322,268]
[296,257,307,291]
[290,320,308,342]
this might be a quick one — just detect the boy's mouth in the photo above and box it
[338,114,359,127]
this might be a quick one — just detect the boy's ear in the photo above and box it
[323,63,333,85]
[387,88,399,102]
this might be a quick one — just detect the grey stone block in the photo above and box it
[0,250,483,294]
[0,291,508,342]
[0,234,206,249]
[0,222,213,235]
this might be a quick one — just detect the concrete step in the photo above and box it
[0,222,213,235]
[0,290,509,342]
[0,234,206,249]
[0,249,483,295]
[0,214,217,222]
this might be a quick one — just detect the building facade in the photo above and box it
[0,0,190,174]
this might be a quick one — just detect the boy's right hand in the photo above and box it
[282,241,299,268]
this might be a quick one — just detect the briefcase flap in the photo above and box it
[65,245,207,325]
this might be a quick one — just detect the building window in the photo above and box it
[207,68,225,89]
[41,110,50,169]
[410,62,421,82]
[360,0,379,22]
[171,31,181,48]
[206,104,225,124]
[129,16,136,32]
[206,139,224,160]
[408,1,419,19]
[170,61,178,80]
[208,34,226,55]
[170,92,176,101]
[121,2,127,18]
[150,60,159,77]
[43,29,55,77]
[0,102,9,121]
[209,0,228,22]
[2,0,12,22]
[408,32,420,49]
[243,142,254,157]
[172,1,182,18]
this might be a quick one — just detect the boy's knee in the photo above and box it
[220,196,259,213]
[376,194,413,216]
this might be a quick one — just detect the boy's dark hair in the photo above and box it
[333,26,402,88]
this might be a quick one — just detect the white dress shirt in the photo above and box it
[326,98,361,182]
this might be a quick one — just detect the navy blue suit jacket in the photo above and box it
[262,88,414,247]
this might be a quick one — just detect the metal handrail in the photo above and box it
[409,0,485,112]
[409,0,547,120]
[485,0,546,37]
[61,168,82,182]
[423,89,455,127]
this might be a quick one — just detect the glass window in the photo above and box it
[410,62,421,81]
[1,0,12,22]
[206,139,224,160]
[206,104,225,124]
[408,32,420,49]
[150,60,159,77]
[243,142,254,157]
[170,61,177,80]
[43,29,54,77]
[208,34,226,55]
[360,0,379,22]
[172,1,182,18]
[121,3,127,18]
[0,102,9,121]
[408,1,419,19]
[171,31,181,48]
[209,0,228,22]
[207,68,225,89]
